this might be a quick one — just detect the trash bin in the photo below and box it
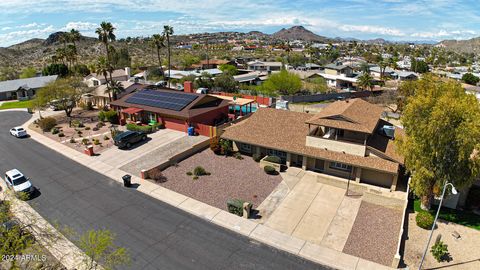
[122,174,131,187]
[187,126,195,136]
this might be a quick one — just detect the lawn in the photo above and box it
[0,100,33,110]
[414,199,480,230]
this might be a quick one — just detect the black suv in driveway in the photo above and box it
[114,131,147,149]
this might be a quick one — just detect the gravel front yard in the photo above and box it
[160,150,282,210]
[342,201,403,266]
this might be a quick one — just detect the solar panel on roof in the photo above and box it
[125,89,198,111]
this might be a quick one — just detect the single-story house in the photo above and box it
[370,66,395,78]
[324,63,353,77]
[109,83,230,136]
[247,61,282,72]
[222,98,405,191]
[82,81,146,108]
[394,71,418,81]
[84,67,131,87]
[191,59,235,69]
[0,75,58,101]
[164,69,223,80]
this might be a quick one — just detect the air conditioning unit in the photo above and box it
[383,125,395,139]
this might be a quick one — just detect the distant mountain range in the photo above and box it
[272,26,328,42]
[437,37,480,53]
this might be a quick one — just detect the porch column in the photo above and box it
[390,174,398,192]
[302,156,307,170]
[286,152,291,167]
[355,167,361,183]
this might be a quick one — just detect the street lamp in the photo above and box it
[418,182,457,270]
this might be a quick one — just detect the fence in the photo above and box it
[392,177,411,268]
[212,92,273,106]
[280,91,376,103]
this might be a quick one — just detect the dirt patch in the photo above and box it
[342,201,403,266]
[159,150,282,210]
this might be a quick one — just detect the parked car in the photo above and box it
[9,127,27,138]
[4,169,34,197]
[113,131,147,149]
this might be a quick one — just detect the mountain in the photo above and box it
[438,37,480,53]
[272,26,328,42]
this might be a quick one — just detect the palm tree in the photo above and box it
[95,56,112,101]
[150,34,165,75]
[69,28,81,48]
[162,25,174,87]
[109,80,125,101]
[95,22,116,63]
[357,72,374,91]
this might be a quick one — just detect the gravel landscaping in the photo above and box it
[159,150,282,210]
[342,201,403,266]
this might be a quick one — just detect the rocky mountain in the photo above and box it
[438,37,480,53]
[272,26,328,42]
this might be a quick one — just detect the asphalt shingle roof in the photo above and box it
[0,75,58,93]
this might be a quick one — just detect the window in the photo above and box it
[267,149,286,159]
[239,143,251,153]
[329,162,352,172]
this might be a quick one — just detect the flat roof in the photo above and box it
[209,94,254,106]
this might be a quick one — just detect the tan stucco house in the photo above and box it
[222,98,405,191]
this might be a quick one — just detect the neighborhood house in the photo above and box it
[0,75,58,101]
[222,98,405,191]
[84,67,131,87]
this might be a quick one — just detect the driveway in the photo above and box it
[264,171,362,251]
[0,111,327,270]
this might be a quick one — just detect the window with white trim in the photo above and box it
[329,162,352,172]
[239,143,251,153]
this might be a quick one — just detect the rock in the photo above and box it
[452,230,461,239]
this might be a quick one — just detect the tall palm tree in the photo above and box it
[95,56,111,101]
[69,28,81,48]
[162,25,174,87]
[150,34,165,75]
[357,72,374,91]
[109,80,125,101]
[95,22,116,63]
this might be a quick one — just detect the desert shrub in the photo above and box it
[77,130,83,135]
[149,168,166,183]
[98,111,106,122]
[227,199,251,217]
[93,138,100,145]
[70,137,76,143]
[85,126,91,130]
[234,152,243,160]
[431,236,449,262]
[416,212,434,229]
[103,135,109,140]
[51,127,60,134]
[80,101,93,111]
[126,123,153,133]
[38,117,57,131]
[219,139,233,155]
[193,176,199,180]
[186,172,193,176]
[58,132,65,137]
[252,153,264,162]
[193,166,208,176]
[154,123,165,130]
[264,165,277,175]
[96,122,105,129]
[81,138,89,145]
[264,155,281,164]
[103,110,118,123]
[92,127,99,131]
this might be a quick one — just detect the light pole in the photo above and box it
[418,182,457,270]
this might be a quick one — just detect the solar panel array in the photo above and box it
[126,89,198,111]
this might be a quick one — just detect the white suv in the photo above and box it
[4,169,34,196]
[10,127,27,138]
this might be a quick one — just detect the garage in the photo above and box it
[360,169,393,188]
[163,117,186,132]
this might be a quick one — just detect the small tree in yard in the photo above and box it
[398,75,480,210]
[260,69,302,96]
[79,229,130,270]
[430,234,450,262]
[37,77,88,117]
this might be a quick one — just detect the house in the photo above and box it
[84,67,131,87]
[324,63,353,77]
[247,61,282,73]
[370,66,395,79]
[109,82,230,136]
[164,69,223,80]
[0,75,58,101]
[222,98,405,191]
[82,81,146,108]
[192,59,234,69]
[394,71,418,81]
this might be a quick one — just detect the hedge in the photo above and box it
[38,117,57,132]
[264,155,281,164]
[416,211,434,229]
[252,153,264,162]
[126,123,153,133]
[264,165,277,175]
[227,199,251,217]
[98,110,118,123]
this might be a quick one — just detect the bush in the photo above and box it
[193,176,199,180]
[96,122,105,129]
[154,123,165,130]
[92,127,99,131]
[103,110,118,123]
[149,168,166,183]
[51,127,59,134]
[85,126,91,130]
[81,138,89,145]
[431,238,449,262]
[264,155,281,164]
[416,212,434,229]
[252,153,264,162]
[103,135,109,140]
[70,137,76,143]
[58,132,65,137]
[126,123,153,133]
[38,117,57,132]
[98,111,106,122]
[186,172,193,176]
[264,165,277,175]
[93,138,100,145]
[193,166,208,176]
[227,199,251,217]
[80,101,94,111]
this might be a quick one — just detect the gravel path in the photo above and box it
[160,150,282,210]
[342,201,403,266]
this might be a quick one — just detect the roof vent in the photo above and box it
[383,125,395,139]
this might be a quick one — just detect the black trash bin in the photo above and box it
[122,174,131,187]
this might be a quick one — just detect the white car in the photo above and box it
[4,169,34,196]
[9,127,27,138]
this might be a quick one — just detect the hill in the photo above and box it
[272,26,328,42]
[438,37,480,53]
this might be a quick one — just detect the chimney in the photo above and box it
[125,67,131,79]
[184,81,194,93]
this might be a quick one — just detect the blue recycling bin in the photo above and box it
[187,126,195,136]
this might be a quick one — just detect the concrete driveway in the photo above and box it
[264,170,362,251]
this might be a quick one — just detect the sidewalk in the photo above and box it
[23,110,394,270]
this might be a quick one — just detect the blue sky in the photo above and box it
[0,0,479,47]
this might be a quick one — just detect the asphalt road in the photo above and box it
[0,111,328,270]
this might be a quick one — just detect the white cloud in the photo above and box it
[64,21,98,31]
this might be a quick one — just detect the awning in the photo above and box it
[122,107,143,114]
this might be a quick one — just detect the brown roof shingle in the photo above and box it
[222,108,399,174]
[306,99,384,134]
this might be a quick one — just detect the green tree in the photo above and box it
[162,25,174,87]
[411,59,429,73]
[178,54,200,70]
[42,63,69,77]
[398,75,480,210]
[79,229,130,270]
[108,80,125,101]
[96,22,116,87]
[37,77,88,117]
[194,72,213,89]
[19,67,37,79]
[219,64,238,76]
[462,73,480,85]
[95,56,112,101]
[150,34,165,74]
[357,72,374,91]
[214,73,238,92]
[260,69,302,96]
[305,77,328,93]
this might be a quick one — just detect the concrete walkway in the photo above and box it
[22,111,394,270]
